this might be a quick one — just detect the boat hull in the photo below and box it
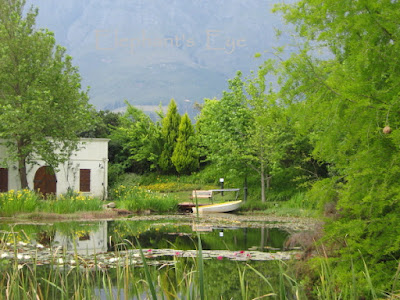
[192,200,242,214]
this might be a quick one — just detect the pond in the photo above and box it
[0,214,315,299]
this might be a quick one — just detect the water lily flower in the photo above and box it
[240,250,245,254]
[217,256,223,260]
[175,252,181,256]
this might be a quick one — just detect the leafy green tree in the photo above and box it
[110,103,161,174]
[171,113,199,174]
[197,72,252,177]
[275,0,400,291]
[80,110,121,138]
[0,0,95,189]
[197,72,263,198]
[159,99,181,173]
[244,61,293,202]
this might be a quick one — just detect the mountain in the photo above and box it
[26,0,290,114]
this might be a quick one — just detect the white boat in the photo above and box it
[192,200,242,214]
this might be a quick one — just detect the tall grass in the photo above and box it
[41,193,103,214]
[0,189,40,216]
[0,238,395,299]
[240,192,318,217]
[111,185,178,212]
[0,189,103,217]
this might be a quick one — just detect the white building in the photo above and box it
[0,138,109,199]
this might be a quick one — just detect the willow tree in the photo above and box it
[0,0,95,188]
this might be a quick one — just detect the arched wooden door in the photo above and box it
[34,166,57,198]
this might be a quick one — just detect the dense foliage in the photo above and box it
[273,0,400,293]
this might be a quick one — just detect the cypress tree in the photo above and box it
[171,113,199,174]
[159,99,181,173]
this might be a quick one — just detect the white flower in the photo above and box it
[36,244,44,249]
[1,253,9,258]
[23,255,31,260]
[17,254,23,259]
[58,258,64,264]
[17,264,23,270]
[18,242,27,246]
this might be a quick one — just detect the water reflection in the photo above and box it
[0,217,300,267]
[0,217,309,299]
[54,221,108,255]
[109,220,289,252]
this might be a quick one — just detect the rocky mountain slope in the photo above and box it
[26,0,289,113]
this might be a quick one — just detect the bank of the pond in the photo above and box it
[0,209,129,223]
[0,210,319,230]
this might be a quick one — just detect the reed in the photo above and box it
[0,230,395,299]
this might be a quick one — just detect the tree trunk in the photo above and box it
[261,168,266,203]
[266,174,271,190]
[17,140,29,189]
[18,158,29,189]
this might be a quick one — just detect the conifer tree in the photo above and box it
[159,99,181,173]
[171,113,199,174]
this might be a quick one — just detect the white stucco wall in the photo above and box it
[0,138,109,199]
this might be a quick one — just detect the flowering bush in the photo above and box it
[0,189,103,216]
[43,191,103,214]
[0,189,40,216]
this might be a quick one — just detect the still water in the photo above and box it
[0,215,297,261]
[0,214,309,299]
